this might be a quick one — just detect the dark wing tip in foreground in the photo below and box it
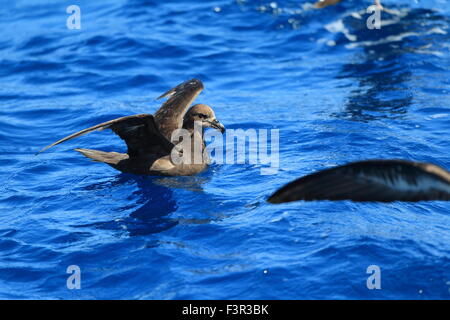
[157,79,204,100]
[268,159,450,203]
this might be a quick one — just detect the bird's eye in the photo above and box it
[197,113,208,119]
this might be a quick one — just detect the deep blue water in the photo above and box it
[0,0,449,299]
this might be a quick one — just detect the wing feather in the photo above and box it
[38,114,174,157]
[268,160,450,203]
[154,79,204,140]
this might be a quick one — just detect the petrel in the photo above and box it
[268,160,450,203]
[314,0,383,9]
[39,79,225,176]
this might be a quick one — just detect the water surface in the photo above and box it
[0,0,449,299]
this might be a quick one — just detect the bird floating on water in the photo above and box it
[39,79,225,176]
[268,160,450,203]
[314,0,383,10]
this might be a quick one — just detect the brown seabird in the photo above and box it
[39,79,225,176]
[314,0,383,10]
[268,160,450,203]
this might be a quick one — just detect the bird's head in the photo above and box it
[183,104,225,134]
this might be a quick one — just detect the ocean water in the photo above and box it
[0,0,449,299]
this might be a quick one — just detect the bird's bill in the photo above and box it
[209,119,226,133]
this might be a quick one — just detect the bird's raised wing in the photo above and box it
[38,114,174,157]
[268,160,450,203]
[154,79,204,140]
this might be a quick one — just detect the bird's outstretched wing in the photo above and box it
[38,114,174,157]
[154,79,204,140]
[268,160,450,203]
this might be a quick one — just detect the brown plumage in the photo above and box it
[314,0,383,9]
[154,79,205,140]
[38,79,225,176]
[314,0,343,9]
[268,160,450,203]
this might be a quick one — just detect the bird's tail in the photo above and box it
[74,148,128,165]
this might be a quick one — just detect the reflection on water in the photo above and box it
[337,52,412,121]
[153,175,210,193]
[1,0,449,299]
[331,8,448,121]
[77,174,210,237]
